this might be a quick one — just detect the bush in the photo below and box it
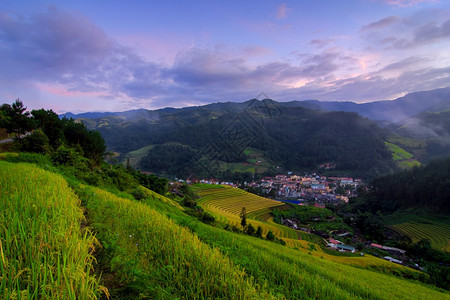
[182,197,197,208]
[131,187,149,201]
[245,224,256,236]
[52,145,81,166]
[200,212,215,224]
[20,129,49,153]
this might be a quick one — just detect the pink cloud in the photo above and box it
[276,3,290,19]
[34,82,108,98]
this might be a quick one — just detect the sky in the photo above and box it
[0,0,449,113]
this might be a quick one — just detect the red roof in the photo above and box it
[371,243,383,249]
[329,238,342,244]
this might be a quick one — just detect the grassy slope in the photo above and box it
[2,161,449,299]
[385,141,421,169]
[192,184,437,273]
[385,211,450,252]
[123,144,155,167]
[0,161,102,299]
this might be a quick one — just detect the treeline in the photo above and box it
[371,156,450,213]
[0,99,168,196]
[1,99,105,163]
[348,156,450,214]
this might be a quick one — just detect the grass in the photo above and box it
[385,141,421,169]
[74,183,265,299]
[386,213,450,252]
[192,184,433,273]
[0,161,102,299]
[173,211,448,300]
[123,144,155,167]
[213,147,275,174]
[2,158,450,299]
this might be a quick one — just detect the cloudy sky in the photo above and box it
[0,0,449,113]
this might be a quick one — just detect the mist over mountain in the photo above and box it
[286,87,450,123]
[62,87,450,179]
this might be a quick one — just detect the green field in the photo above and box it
[386,213,450,252]
[192,184,436,272]
[124,144,155,167]
[385,141,421,169]
[2,161,450,298]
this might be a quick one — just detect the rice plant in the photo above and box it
[0,161,103,299]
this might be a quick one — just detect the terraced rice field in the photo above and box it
[193,184,426,273]
[389,218,450,252]
[193,184,321,243]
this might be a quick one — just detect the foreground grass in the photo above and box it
[2,159,449,299]
[74,184,265,299]
[0,161,102,299]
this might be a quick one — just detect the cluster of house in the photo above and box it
[327,237,356,252]
[246,174,361,204]
[370,243,406,264]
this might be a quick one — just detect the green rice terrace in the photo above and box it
[1,160,449,299]
[192,184,437,273]
[386,214,450,253]
[385,141,421,169]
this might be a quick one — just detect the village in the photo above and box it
[186,172,363,206]
[243,173,363,206]
[179,173,415,268]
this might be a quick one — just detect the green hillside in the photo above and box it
[385,212,450,252]
[82,100,396,179]
[2,160,450,299]
[385,141,421,169]
[1,99,449,298]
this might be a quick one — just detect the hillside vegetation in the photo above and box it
[75,100,395,179]
[1,99,449,298]
[0,161,102,299]
[2,161,450,298]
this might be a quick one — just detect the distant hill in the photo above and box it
[61,87,450,178]
[287,87,450,122]
[67,99,395,179]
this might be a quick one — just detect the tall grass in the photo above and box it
[175,215,449,300]
[75,184,267,299]
[0,161,102,299]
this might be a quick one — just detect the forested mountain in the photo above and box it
[350,156,450,214]
[73,99,395,178]
[62,88,450,179]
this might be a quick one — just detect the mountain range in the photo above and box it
[63,87,450,179]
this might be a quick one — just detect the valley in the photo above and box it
[1,93,449,298]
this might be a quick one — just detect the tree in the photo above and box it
[1,99,35,137]
[266,231,275,241]
[62,118,106,164]
[240,207,247,228]
[256,226,263,238]
[20,128,50,153]
[245,223,255,236]
[31,109,64,148]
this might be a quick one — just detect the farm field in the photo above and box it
[214,147,275,174]
[385,141,421,169]
[2,161,449,299]
[123,144,155,167]
[388,216,450,252]
[193,184,427,271]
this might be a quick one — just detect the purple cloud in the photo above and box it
[360,16,399,31]
[0,7,449,112]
